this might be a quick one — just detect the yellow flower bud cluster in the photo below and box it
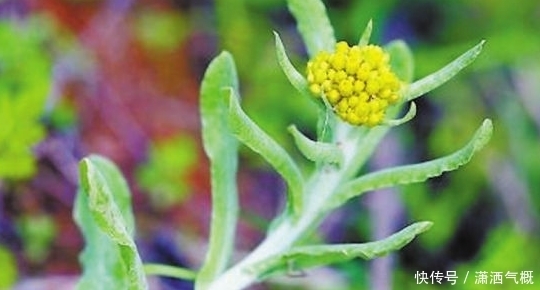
[306,41,401,127]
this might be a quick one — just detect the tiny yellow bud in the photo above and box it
[355,103,369,116]
[347,112,361,125]
[380,88,392,99]
[310,84,321,95]
[336,41,349,53]
[331,54,347,70]
[336,99,349,113]
[366,112,384,127]
[353,81,365,93]
[335,70,347,82]
[338,79,353,97]
[327,69,336,81]
[345,61,358,75]
[327,89,341,104]
[348,95,359,107]
[322,80,332,91]
[314,70,327,83]
[366,79,380,95]
[356,64,371,81]
[359,92,369,102]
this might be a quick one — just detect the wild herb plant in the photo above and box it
[74,0,492,289]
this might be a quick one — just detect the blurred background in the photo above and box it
[0,0,539,289]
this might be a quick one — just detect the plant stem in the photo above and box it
[143,263,197,280]
[205,172,340,289]
[205,123,373,290]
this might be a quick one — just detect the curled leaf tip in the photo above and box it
[358,19,373,46]
[475,118,493,147]
[274,31,311,99]
[288,125,343,165]
[382,101,417,127]
[404,40,486,101]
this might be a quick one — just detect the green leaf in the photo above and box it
[288,125,343,165]
[197,51,240,288]
[228,90,304,216]
[249,222,432,279]
[358,19,373,47]
[287,0,336,56]
[327,119,493,211]
[385,40,415,83]
[274,31,334,143]
[405,40,485,101]
[75,155,147,290]
[273,32,311,100]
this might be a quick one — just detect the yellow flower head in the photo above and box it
[306,41,401,127]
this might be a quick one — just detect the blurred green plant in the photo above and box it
[48,97,78,131]
[16,214,57,263]
[0,244,17,289]
[458,224,540,289]
[0,19,51,179]
[73,0,491,289]
[133,9,189,52]
[136,135,197,209]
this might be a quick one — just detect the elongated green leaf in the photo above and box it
[75,155,147,290]
[327,119,492,211]
[287,0,335,56]
[385,40,414,83]
[228,91,304,216]
[288,125,343,165]
[274,31,334,142]
[197,51,239,288]
[249,221,432,279]
[274,32,311,99]
[358,19,373,47]
[405,40,485,101]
